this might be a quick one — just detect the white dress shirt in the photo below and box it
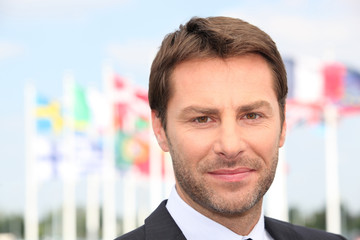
[166,186,274,240]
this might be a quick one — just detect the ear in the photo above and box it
[279,119,286,148]
[151,111,170,152]
[279,105,287,148]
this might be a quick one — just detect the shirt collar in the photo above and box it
[166,186,269,240]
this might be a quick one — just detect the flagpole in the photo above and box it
[122,169,137,233]
[62,72,77,240]
[86,173,100,240]
[62,176,76,240]
[121,90,139,233]
[149,132,163,211]
[24,83,39,240]
[102,62,117,239]
[324,105,341,234]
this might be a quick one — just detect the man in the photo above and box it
[116,16,346,240]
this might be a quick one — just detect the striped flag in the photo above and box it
[67,82,104,177]
[284,57,360,128]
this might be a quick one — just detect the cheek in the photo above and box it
[174,130,214,163]
[247,129,280,162]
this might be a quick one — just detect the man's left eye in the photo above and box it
[195,116,211,123]
[245,113,259,119]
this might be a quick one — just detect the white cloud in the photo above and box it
[220,3,360,69]
[0,0,128,19]
[0,41,24,60]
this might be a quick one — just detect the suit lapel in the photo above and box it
[144,200,186,240]
[265,217,303,240]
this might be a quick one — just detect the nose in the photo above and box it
[213,118,246,159]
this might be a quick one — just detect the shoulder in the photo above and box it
[114,225,145,240]
[115,200,185,240]
[265,217,347,240]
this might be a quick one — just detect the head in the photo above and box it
[149,16,287,131]
[149,16,288,228]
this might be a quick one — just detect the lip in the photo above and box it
[208,168,255,182]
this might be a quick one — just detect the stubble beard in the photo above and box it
[169,140,279,217]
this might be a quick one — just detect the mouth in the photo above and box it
[208,168,255,182]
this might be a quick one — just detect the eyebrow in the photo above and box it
[179,100,273,117]
[237,100,273,113]
[180,106,220,116]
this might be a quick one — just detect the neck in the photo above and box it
[206,201,263,235]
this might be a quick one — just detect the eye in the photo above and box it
[245,113,259,119]
[194,116,211,123]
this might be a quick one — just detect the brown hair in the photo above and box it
[149,16,287,129]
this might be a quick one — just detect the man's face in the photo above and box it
[152,54,286,217]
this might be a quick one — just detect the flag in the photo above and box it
[86,87,110,134]
[284,57,324,129]
[284,58,295,99]
[130,87,150,119]
[290,56,324,103]
[115,126,150,175]
[66,82,104,177]
[286,100,323,129]
[323,63,346,103]
[340,68,360,106]
[113,74,150,130]
[36,94,63,134]
[284,57,360,129]
[112,74,152,175]
[286,57,360,107]
[338,68,360,116]
[34,135,62,181]
[65,132,103,176]
[113,75,133,130]
[322,64,360,115]
[34,94,63,181]
[73,83,91,132]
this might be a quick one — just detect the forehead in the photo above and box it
[169,55,277,107]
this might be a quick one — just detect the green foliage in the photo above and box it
[0,212,24,238]
[289,207,305,225]
[289,204,360,238]
[38,208,62,239]
[1,204,360,239]
[76,207,86,238]
[305,207,326,230]
[342,205,360,234]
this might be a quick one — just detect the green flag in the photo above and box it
[74,84,90,131]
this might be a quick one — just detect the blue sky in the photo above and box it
[0,0,359,217]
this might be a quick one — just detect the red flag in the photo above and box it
[323,63,346,102]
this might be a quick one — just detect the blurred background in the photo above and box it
[0,0,360,239]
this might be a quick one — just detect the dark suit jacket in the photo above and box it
[115,200,346,240]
